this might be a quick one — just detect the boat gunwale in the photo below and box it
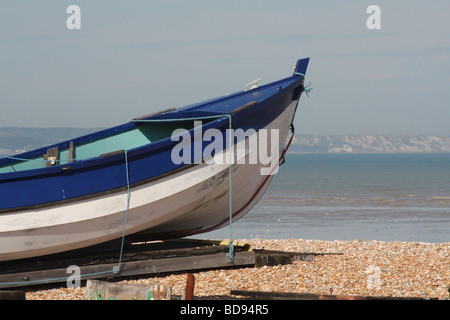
[0,117,229,182]
[0,75,302,182]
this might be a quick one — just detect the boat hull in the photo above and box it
[0,100,297,261]
[0,58,310,262]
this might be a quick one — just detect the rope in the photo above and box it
[0,152,132,287]
[303,82,313,96]
[279,124,295,166]
[114,150,131,273]
[293,72,312,96]
[132,114,235,262]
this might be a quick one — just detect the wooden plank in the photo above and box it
[0,240,315,289]
[0,263,116,288]
[253,250,333,266]
[0,290,26,300]
[99,149,125,158]
[230,290,439,300]
[132,107,177,121]
[43,146,59,167]
[253,250,343,264]
[0,250,255,289]
[231,290,320,300]
[68,141,74,163]
[0,239,243,276]
[254,251,292,267]
[117,250,255,277]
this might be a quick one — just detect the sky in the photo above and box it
[0,1,449,135]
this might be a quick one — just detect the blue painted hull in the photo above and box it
[0,58,309,213]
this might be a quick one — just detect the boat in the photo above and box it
[0,58,310,262]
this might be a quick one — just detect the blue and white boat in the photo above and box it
[0,58,309,261]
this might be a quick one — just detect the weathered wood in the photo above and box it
[252,250,331,266]
[0,290,26,300]
[230,290,439,300]
[132,107,177,120]
[116,250,255,277]
[254,251,292,267]
[84,280,171,300]
[0,262,116,288]
[68,141,74,163]
[100,149,125,158]
[0,240,255,289]
[182,274,195,300]
[43,146,59,167]
[0,239,241,275]
[1,239,328,290]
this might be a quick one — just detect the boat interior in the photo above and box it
[0,120,201,174]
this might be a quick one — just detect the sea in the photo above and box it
[199,153,450,243]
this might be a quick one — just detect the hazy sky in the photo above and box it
[1,1,449,135]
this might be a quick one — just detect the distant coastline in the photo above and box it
[1,127,449,156]
[289,134,450,154]
[0,127,101,156]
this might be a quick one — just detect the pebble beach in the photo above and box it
[25,238,450,300]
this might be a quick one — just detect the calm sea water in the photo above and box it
[199,153,450,243]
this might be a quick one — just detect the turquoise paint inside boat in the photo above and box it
[0,121,196,174]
